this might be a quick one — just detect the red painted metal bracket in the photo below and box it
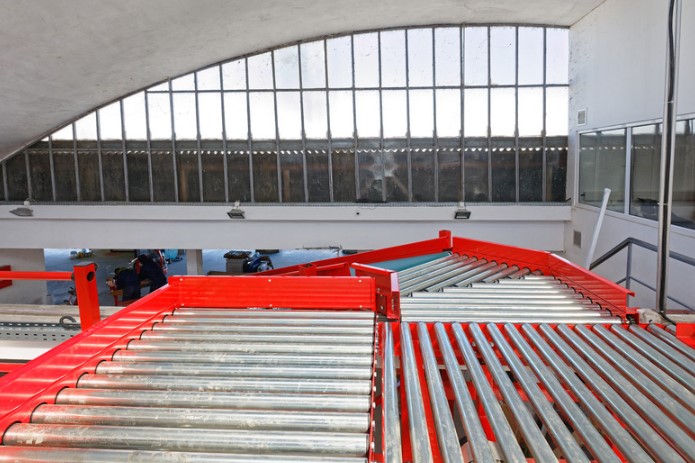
[0,265,11,290]
[352,263,400,319]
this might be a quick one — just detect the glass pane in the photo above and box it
[300,41,326,89]
[408,29,433,87]
[249,92,276,139]
[276,92,302,139]
[409,90,434,138]
[490,88,515,136]
[198,93,223,140]
[518,87,543,136]
[464,146,489,201]
[274,46,300,89]
[490,139,516,202]
[546,87,568,136]
[546,28,569,84]
[224,93,249,140]
[674,120,695,229]
[436,89,461,137]
[327,36,352,88]
[28,152,52,201]
[518,27,543,85]
[435,27,461,86]
[306,150,330,202]
[546,145,567,202]
[253,151,279,202]
[380,30,406,88]
[126,151,150,201]
[464,27,488,86]
[464,89,488,137]
[248,53,274,89]
[303,91,328,139]
[176,151,200,202]
[630,124,661,219]
[151,150,175,202]
[358,151,383,201]
[329,91,354,138]
[438,149,461,202]
[579,129,626,211]
[75,113,97,142]
[222,59,247,90]
[123,92,147,140]
[54,152,78,201]
[354,33,379,88]
[355,91,380,138]
[332,149,356,202]
[197,66,221,91]
[412,149,435,201]
[384,150,408,201]
[52,124,73,141]
[519,148,543,201]
[102,151,126,201]
[148,82,169,92]
[78,152,101,201]
[99,102,122,141]
[279,151,304,202]
[173,93,197,140]
[148,93,173,140]
[171,74,195,91]
[227,151,251,202]
[490,27,516,85]
[202,151,225,202]
[382,90,407,138]
[6,154,28,201]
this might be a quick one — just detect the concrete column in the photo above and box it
[186,249,203,276]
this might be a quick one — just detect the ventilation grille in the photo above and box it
[573,230,582,247]
[577,108,587,126]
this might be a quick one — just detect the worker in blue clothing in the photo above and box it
[113,267,141,302]
[135,254,168,293]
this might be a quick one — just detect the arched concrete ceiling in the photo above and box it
[0,0,605,161]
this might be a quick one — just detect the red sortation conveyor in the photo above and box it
[0,231,693,462]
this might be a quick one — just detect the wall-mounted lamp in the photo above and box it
[9,207,33,217]
[227,200,245,219]
[454,202,471,219]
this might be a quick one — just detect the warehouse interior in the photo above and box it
[0,0,694,461]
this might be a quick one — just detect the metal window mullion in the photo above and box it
[245,58,255,203]
[324,39,335,202]
[145,91,155,202]
[219,65,230,203]
[194,73,204,202]
[514,26,520,203]
[168,80,179,202]
[460,26,466,202]
[270,51,282,203]
[486,27,492,202]
[297,45,309,203]
[48,136,56,201]
[431,28,439,203]
[119,100,129,202]
[624,127,633,215]
[351,34,360,201]
[405,30,413,203]
[72,124,81,201]
[95,110,105,202]
[1,161,8,200]
[23,150,32,201]
[378,31,386,202]
[542,28,548,202]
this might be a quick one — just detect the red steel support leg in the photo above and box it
[73,262,101,330]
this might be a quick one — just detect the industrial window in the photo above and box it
[578,129,626,212]
[4,25,569,204]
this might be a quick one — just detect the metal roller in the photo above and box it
[400,322,433,462]
[503,324,623,463]
[541,325,685,462]
[172,309,375,319]
[416,323,464,463]
[450,323,526,463]
[469,281,569,289]
[647,324,695,362]
[469,324,559,462]
[433,324,496,463]
[414,291,583,300]
[382,323,402,463]
[400,306,607,314]
[3,424,369,456]
[399,258,481,294]
[404,296,591,304]
[396,254,455,278]
[161,317,375,327]
[96,361,373,380]
[78,374,372,395]
[422,260,497,293]
[405,258,489,293]
[398,256,472,284]
[57,389,371,413]
[151,323,375,335]
[126,339,375,355]
[453,263,508,287]
[31,404,369,433]
[506,267,532,279]
[627,325,695,373]
[402,315,620,324]
[139,331,374,345]
[441,287,578,295]
[480,265,520,283]
[522,275,558,280]
[112,350,373,367]
[0,447,369,463]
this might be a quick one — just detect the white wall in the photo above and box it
[0,249,47,304]
[567,0,695,310]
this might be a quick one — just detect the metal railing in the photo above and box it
[590,237,695,312]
